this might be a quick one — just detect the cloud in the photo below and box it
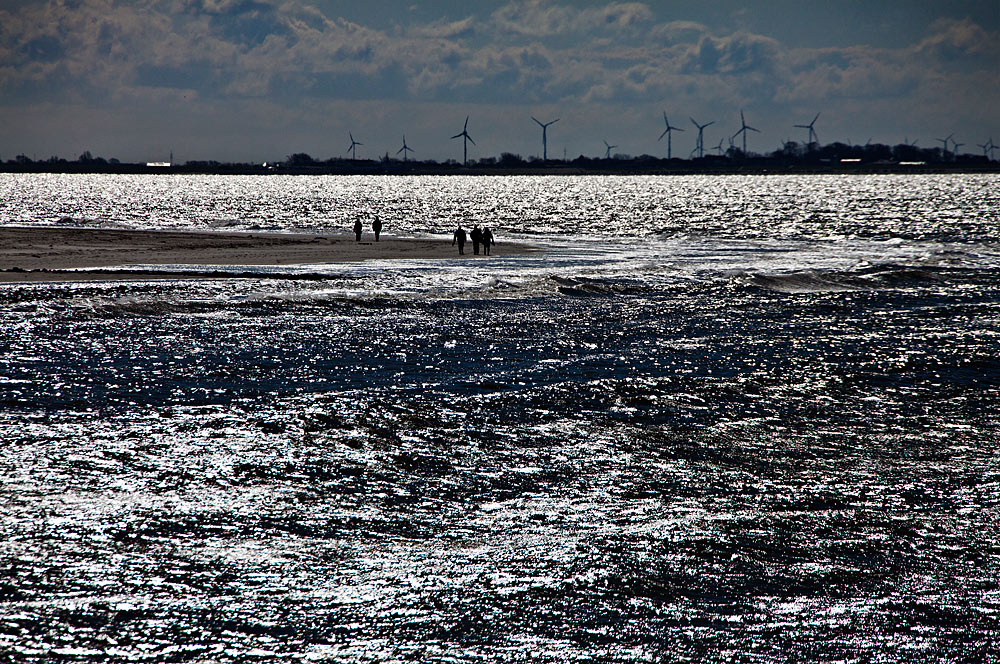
[2,0,998,162]
[778,50,919,104]
[917,17,997,61]
[684,32,781,75]
[414,16,476,40]
[491,0,652,38]
[650,20,710,45]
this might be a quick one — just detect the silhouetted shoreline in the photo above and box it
[3,150,998,177]
[3,162,998,176]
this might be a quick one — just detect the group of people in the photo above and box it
[353,215,382,242]
[352,216,497,257]
[452,224,495,256]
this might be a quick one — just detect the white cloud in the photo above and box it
[917,17,997,60]
[491,0,652,38]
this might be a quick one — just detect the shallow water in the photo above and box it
[2,174,999,662]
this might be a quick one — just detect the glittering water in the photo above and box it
[2,174,1000,662]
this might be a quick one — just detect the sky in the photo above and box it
[2,0,998,163]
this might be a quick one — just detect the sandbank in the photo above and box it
[0,226,532,283]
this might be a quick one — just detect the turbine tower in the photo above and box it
[657,112,684,159]
[934,133,953,160]
[731,110,760,154]
[951,139,964,157]
[396,135,414,162]
[603,140,617,159]
[690,117,715,159]
[532,116,559,160]
[347,132,363,160]
[794,112,820,148]
[450,116,475,165]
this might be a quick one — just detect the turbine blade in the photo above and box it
[658,129,668,140]
[467,136,475,145]
[451,132,463,139]
[532,116,543,127]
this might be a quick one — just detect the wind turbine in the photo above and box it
[690,117,715,159]
[977,139,991,157]
[603,140,617,159]
[346,132,363,160]
[731,109,760,154]
[934,133,953,160]
[657,112,684,159]
[450,116,475,165]
[532,116,559,160]
[396,135,414,162]
[794,112,820,148]
[712,138,725,155]
[951,139,964,157]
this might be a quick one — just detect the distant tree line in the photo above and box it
[2,141,996,175]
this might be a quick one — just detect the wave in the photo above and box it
[742,265,964,294]
[72,296,232,317]
[551,275,652,297]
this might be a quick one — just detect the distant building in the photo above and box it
[147,151,173,167]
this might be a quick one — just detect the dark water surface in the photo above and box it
[2,174,999,662]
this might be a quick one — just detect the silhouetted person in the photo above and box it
[470,225,482,255]
[372,216,382,242]
[452,225,467,255]
[353,219,363,242]
[482,227,494,255]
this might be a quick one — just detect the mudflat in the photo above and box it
[0,226,529,282]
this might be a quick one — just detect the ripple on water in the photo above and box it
[2,174,1000,662]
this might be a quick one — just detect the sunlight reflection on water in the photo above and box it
[1,174,999,662]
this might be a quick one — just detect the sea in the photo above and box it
[1,173,999,662]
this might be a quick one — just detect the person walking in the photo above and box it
[372,215,382,242]
[481,227,494,255]
[452,225,467,255]
[353,218,363,242]
[470,225,482,255]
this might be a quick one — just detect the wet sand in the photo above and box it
[0,226,530,282]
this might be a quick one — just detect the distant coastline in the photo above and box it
[3,149,998,177]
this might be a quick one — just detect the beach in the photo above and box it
[0,226,530,282]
